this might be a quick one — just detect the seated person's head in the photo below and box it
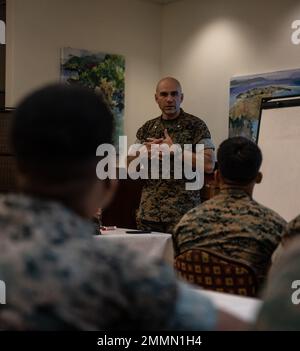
[216,136,262,189]
[11,83,117,217]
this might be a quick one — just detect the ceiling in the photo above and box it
[141,0,181,5]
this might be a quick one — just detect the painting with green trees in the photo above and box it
[61,47,125,146]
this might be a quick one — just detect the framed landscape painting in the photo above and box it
[61,47,125,146]
[229,68,300,141]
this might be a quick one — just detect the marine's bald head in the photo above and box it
[156,77,182,93]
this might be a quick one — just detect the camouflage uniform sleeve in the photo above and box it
[167,281,217,330]
[193,119,215,150]
[136,127,143,143]
[172,208,199,256]
[94,241,216,330]
[283,214,300,241]
[93,242,177,330]
[136,122,150,144]
[255,238,300,330]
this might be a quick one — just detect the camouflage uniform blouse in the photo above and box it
[136,109,214,225]
[271,214,300,262]
[255,237,300,330]
[282,214,300,240]
[0,194,216,330]
[173,188,286,285]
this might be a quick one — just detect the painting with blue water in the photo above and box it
[229,68,300,141]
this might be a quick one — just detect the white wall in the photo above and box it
[161,0,300,147]
[6,0,162,144]
[6,0,300,147]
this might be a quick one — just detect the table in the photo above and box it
[94,228,174,266]
[196,289,262,323]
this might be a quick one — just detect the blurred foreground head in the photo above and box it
[11,83,116,216]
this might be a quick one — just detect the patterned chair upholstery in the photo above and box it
[175,248,257,297]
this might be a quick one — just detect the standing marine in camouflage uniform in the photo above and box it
[173,137,286,288]
[128,77,215,233]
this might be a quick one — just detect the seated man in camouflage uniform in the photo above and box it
[173,137,286,288]
[128,77,215,234]
[272,214,300,263]
[0,84,245,330]
[255,236,300,330]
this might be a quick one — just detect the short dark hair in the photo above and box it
[217,137,262,184]
[11,84,114,182]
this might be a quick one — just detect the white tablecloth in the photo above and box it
[196,289,262,323]
[94,228,174,265]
